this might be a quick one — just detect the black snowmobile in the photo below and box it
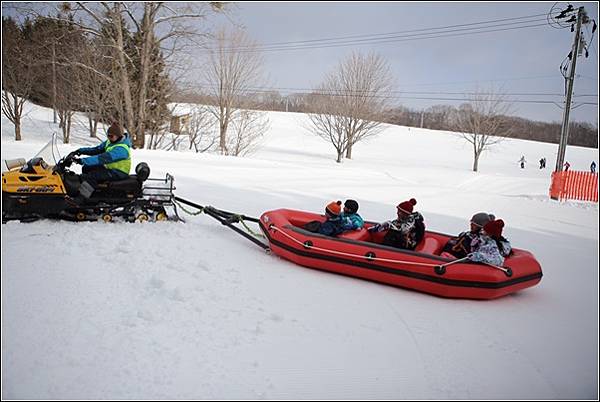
[2,134,180,223]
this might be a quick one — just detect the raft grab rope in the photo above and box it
[268,224,512,277]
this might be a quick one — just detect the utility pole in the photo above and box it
[555,6,586,172]
[420,109,424,128]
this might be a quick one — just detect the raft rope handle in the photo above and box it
[481,261,513,276]
[269,224,513,277]
[269,225,437,268]
[437,256,512,276]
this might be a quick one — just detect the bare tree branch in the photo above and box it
[306,52,394,162]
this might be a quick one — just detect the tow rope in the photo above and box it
[174,196,270,252]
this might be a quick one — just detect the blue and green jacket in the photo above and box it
[78,134,132,175]
[340,212,364,230]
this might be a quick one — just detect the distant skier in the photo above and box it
[539,157,545,169]
[564,161,571,171]
[591,161,597,174]
[518,155,526,169]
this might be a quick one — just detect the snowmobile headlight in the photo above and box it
[5,158,26,170]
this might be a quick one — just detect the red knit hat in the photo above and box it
[326,200,342,216]
[397,198,417,214]
[484,219,504,238]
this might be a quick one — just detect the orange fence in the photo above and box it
[550,171,599,202]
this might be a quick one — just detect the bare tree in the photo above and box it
[227,109,269,156]
[306,93,348,163]
[450,89,514,172]
[307,52,394,162]
[202,28,266,155]
[67,26,116,138]
[187,105,217,153]
[1,17,36,140]
[50,2,225,148]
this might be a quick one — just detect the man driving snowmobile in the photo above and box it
[68,122,132,189]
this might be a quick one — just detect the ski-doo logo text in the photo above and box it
[17,185,57,193]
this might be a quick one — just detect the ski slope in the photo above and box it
[1,102,598,399]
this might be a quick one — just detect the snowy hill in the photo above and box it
[1,101,598,399]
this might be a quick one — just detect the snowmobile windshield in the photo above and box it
[32,134,62,167]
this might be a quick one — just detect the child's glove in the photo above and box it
[368,222,389,232]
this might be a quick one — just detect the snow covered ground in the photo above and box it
[2,102,598,399]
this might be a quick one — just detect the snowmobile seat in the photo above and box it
[94,163,149,193]
[103,178,142,193]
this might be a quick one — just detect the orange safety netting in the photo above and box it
[550,171,599,202]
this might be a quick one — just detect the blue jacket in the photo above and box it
[340,212,364,230]
[78,134,132,172]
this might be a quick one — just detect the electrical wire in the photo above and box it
[219,15,552,52]
[177,81,597,98]
[225,23,552,53]
[176,84,598,105]
[227,12,552,50]
[205,16,557,54]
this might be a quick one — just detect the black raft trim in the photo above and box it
[261,223,542,290]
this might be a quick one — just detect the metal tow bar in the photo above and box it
[174,196,270,252]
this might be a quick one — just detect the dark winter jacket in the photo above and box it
[442,230,480,259]
[370,212,425,250]
[318,216,345,237]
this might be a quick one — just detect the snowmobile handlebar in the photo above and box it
[54,156,76,173]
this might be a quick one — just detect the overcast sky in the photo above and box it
[208,2,598,125]
[2,2,597,125]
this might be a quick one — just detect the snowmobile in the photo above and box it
[2,134,180,223]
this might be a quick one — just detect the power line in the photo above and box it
[220,13,551,50]
[213,22,552,53]
[177,84,598,106]
[178,82,597,98]
[396,75,565,87]
[202,13,558,54]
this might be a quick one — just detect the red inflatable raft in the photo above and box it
[259,209,543,300]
